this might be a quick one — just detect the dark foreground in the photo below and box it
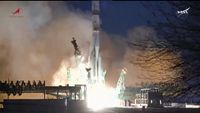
[1,107,200,113]
[99,107,200,113]
[1,99,200,113]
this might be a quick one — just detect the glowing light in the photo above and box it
[52,47,121,111]
[87,83,120,111]
[185,104,200,108]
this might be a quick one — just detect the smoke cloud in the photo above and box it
[0,1,92,85]
[101,26,161,87]
[0,2,174,89]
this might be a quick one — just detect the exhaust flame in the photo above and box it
[52,54,120,111]
[87,83,120,111]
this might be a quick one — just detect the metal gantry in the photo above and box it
[0,81,87,100]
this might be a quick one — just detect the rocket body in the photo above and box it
[89,1,103,84]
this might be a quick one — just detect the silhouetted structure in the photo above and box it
[0,81,87,113]
[71,37,81,56]
[134,88,163,108]
[0,81,87,100]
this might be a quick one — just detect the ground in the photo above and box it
[1,106,200,113]
[94,108,200,113]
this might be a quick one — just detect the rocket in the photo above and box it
[89,1,103,84]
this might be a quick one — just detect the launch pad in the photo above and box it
[0,80,88,113]
[0,1,128,113]
[0,80,87,100]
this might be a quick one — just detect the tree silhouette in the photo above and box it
[129,1,200,102]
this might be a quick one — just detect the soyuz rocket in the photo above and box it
[89,1,105,84]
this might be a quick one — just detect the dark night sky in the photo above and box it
[68,1,174,36]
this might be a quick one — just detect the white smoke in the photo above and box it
[0,1,175,88]
[0,1,92,85]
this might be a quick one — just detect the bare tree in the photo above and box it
[128,1,200,102]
